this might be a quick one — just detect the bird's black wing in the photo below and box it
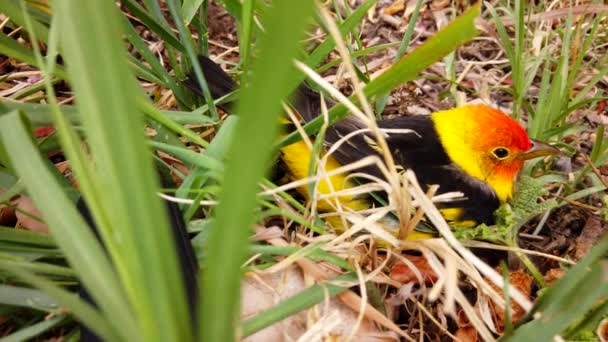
[322,115,450,179]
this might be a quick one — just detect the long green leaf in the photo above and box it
[305,0,377,68]
[0,262,119,341]
[200,1,315,340]
[0,102,217,126]
[166,0,219,120]
[150,141,224,174]
[122,0,186,53]
[376,0,424,113]
[181,0,205,24]
[1,259,74,278]
[0,32,66,79]
[0,315,66,342]
[53,1,191,340]
[506,236,608,340]
[0,111,131,341]
[0,226,55,248]
[0,284,59,312]
[215,0,242,18]
[179,115,238,220]
[2,0,49,42]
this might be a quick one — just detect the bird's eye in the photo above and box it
[492,147,510,159]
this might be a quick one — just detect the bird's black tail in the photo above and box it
[77,173,198,342]
[183,56,237,113]
[185,55,325,121]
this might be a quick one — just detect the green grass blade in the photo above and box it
[0,111,134,340]
[53,0,191,340]
[214,0,242,18]
[305,0,377,69]
[1,102,217,127]
[150,141,224,174]
[0,227,55,248]
[179,110,236,221]
[166,0,219,120]
[195,2,210,55]
[363,2,480,97]
[0,284,59,312]
[122,18,189,105]
[1,259,74,278]
[0,262,120,341]
[506,236,608,341]
[122,0,186,53]
[0,315,66,342]
[376,0,424,113]
[199,1,315,340]
[239,0,255,68]
[182,0,205,24]
[139,100,209,147]
[316,42,399,73]
[1,0,49,43]
[0,32,66,79]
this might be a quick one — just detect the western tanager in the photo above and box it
[185,56,559,233]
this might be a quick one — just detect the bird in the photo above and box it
[184,55,559,233]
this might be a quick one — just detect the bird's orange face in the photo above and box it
[431,105,559,202]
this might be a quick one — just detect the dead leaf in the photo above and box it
[242,265,393,341]
[544,268,565,287]
[455,310,479,342]
[574,215,607,260]
[455,326,478,342]
[431,0,450,11]
[390,254,438,285]
[157,151,190,180]
[488,269,533,332]
[383,0,404,15]
[598,318,608,342]
[14,196,49,233]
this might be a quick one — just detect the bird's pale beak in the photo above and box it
[517,139,561,160]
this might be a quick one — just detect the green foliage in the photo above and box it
[455,175,558,243]
[199,1,316,340]
[503,237,608,341]
[489,0,608,199]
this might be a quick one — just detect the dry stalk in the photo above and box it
[316,3,412,233]
[464,241,576,265]
[405,170,533,311]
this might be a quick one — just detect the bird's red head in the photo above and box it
[431,105,559,202]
